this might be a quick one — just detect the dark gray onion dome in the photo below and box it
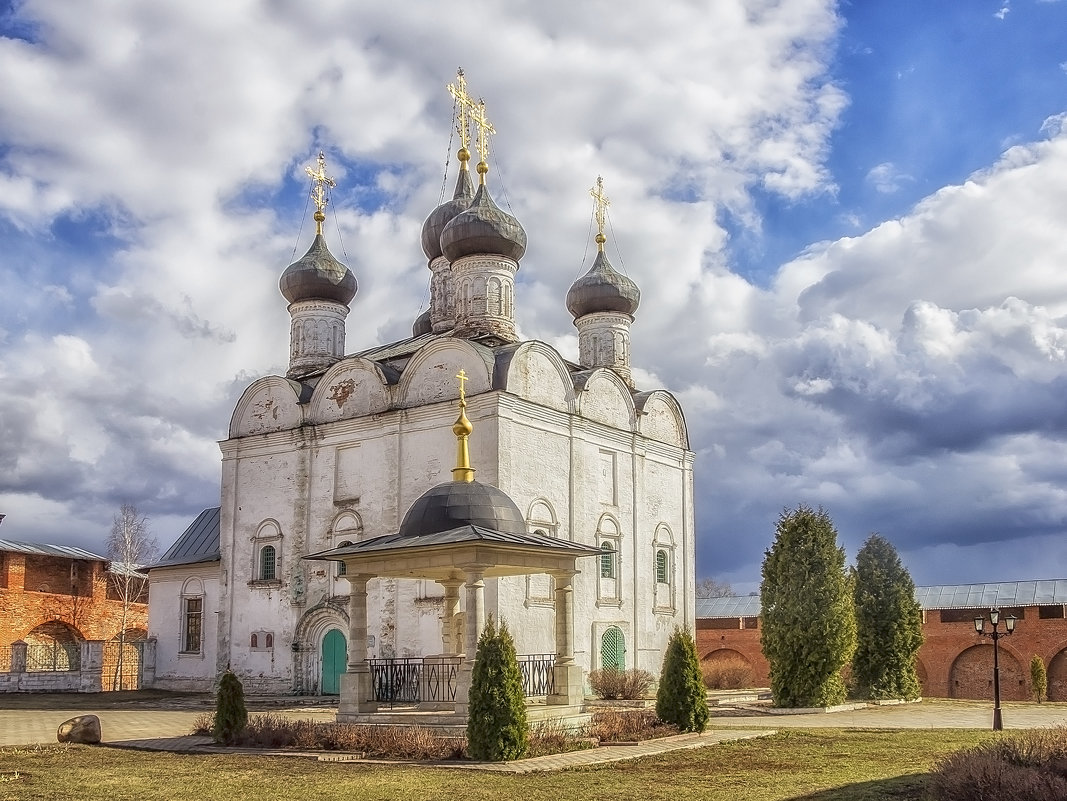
[440,184,527,263]
[566,249,641,319]
[397,480,527,538]
[279,234,357,305]
[421,166,475,261]
[413,309,431,336]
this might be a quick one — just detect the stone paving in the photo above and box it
[3,694,1067,773]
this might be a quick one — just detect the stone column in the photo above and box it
[439,578,463,655]
[454,567,486,715]
[548,569,584,706]
[339,574,377,718]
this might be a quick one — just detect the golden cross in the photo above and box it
[456,369,468,403]
[590,176,610,249]
[305,152,336,235]
[447,68,474,153]
[471,100,495,181]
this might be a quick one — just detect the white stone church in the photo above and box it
[147,78,695,715]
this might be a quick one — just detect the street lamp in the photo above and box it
[974,608,1017,731]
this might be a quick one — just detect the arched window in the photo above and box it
[250,633,258,648]
[260,545,277,581]
[265,633,273,649]
[601,542,615,579]
[653,524,676,613]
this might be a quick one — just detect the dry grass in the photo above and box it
[589,709,679,742]
[587,668,656,700]
[702,657,755,690]
[930,726,1067,800]
[0,729,997,801]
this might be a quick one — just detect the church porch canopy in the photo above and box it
[304,524,602,580]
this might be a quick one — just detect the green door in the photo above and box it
[321,629,347,695]
[601,626,626,671]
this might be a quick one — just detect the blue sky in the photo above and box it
[1,0,1066,594]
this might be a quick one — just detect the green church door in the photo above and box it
[601,626,626,672]
[321,629,347,695]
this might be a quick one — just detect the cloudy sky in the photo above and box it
[2,0,1066,593]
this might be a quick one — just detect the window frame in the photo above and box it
[181,595,203,655]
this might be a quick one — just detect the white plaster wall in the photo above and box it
[147,564,220,691]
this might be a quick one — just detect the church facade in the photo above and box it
[148,80,695,698]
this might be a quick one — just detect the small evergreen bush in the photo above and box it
[1031,655,1048,703]
[212,669,248,744]
[466,615,528,761]
[655,626,709,733]
[588,667,655,699]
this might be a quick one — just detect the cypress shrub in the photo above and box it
[466,615,528,761]
[761,505,856,707]
[853,534,923,701]
[655,626,709,732]
[212,668,248,744]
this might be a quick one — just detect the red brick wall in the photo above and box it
[696,605,1067,701]
[0,553,147,647]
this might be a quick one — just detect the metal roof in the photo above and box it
[696,580,1067,619]
[696,595,762,618]
[914,580,1067,609]
[307,524,604,560]
[0,539,107,562]
[146,507,221,570]
[353,333,442,363]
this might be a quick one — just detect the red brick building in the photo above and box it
[0,539,148,657]
[697,580,1067,701]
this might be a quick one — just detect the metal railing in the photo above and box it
[517,654,556,697]
[0,645,11,673]
[368,655,554,703]
[26,642,81,672]
[368,657,422,705]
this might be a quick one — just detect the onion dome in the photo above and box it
[279,233,357,305]
[397,480,527,538]
[421,150,476,261]
[566,245,640,319]
[413,309,432,336]
[440,182,527,263]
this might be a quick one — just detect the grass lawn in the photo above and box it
[0,728,996,801]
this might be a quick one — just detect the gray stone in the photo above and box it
[57,714,101,744]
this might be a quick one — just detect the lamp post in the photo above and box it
[974,608,1017,731]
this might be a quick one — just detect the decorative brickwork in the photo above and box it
[0,550,147,648]
[697,603,1067,701]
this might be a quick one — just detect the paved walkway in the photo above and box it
[3,695,1067,773]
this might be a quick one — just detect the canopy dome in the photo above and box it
[397,480,527,538]
[279,234,357,305]
[566,249,640,319]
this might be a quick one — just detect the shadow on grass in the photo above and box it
[788,773,928,800]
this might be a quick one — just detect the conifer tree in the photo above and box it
[466,615,528,761]
[760,504,856,707]
[1031,655,1047,702]
[852,534,923,701]
[212,668,248,744]
[655,626,709,732]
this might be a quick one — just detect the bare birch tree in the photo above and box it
[106,503,158,689]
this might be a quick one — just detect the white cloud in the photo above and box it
[865,162,913,194]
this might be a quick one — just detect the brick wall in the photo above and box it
[0,552,147,647]
[696,604,1067,701]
